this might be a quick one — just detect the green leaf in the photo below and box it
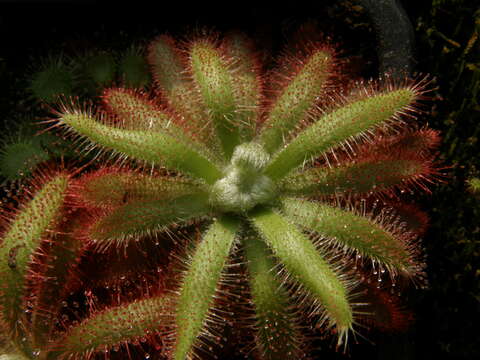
[249,207,353,343]
[30,214,84,348]
[265,87,418,180]
[190,40,241,158]
[259,48,334,153]
[119,47,150,88]
[0,141,49,181]
[0,174,69,350]
[174,215,240,360]
[84,53,116,86]
[59,111,222,184]
[78,169,203,208]
[221,33,262,140]
[53,294,174,358]
[280,157,427,196]
[148,35,221,152]
[87,192,212,249]
[102,88,181,132]
[280,197,420,275]
[467,177,480,194]
[243,234,303,359]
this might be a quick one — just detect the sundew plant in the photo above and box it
[0,26,441,360]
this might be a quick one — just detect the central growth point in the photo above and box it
[210,142,276,213]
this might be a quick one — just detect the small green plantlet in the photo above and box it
[0,140,48,181]
[467,177,480,194]
[119,45,150,88]
[0,119,50,181]
[28,54,77,103]
[0,27,441,360]
[0,117,77,182]
[83,51,117,87]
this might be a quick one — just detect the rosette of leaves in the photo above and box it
[467,177,480,195]
[0,28,440,360]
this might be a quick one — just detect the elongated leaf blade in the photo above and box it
[265,87,418,180]
[249,207,353,343]
[77,168,203,209]
[174,215,240,360]
[148,35,219,150]
[52,294,174,358]
[280,197,421,276]
[87,192,211,249]
[0,174,69,351]
[243,235,303,359]
[58,111,222,184]
[260,48,334,153]
[281,157,428,196]
[221,32,262,140]
[189,39,241,158]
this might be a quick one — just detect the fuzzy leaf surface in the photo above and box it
[265,88,417,180]
[0,175,68,347]
[249,207,353,342]
[88,192,211,247]
[54,294,174,358]
[221,33,262,140]
[260,49,333,153]
[281,157,427,196]
[190,40,240,158]
[59,112,222,184]
[174,215,240,360]
[243,235,302,359]
[148,35,219,150]
[78,170,203,209]
[280,197,419,275]
[102,88,185,133]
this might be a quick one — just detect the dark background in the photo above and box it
[0,1,479,359]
